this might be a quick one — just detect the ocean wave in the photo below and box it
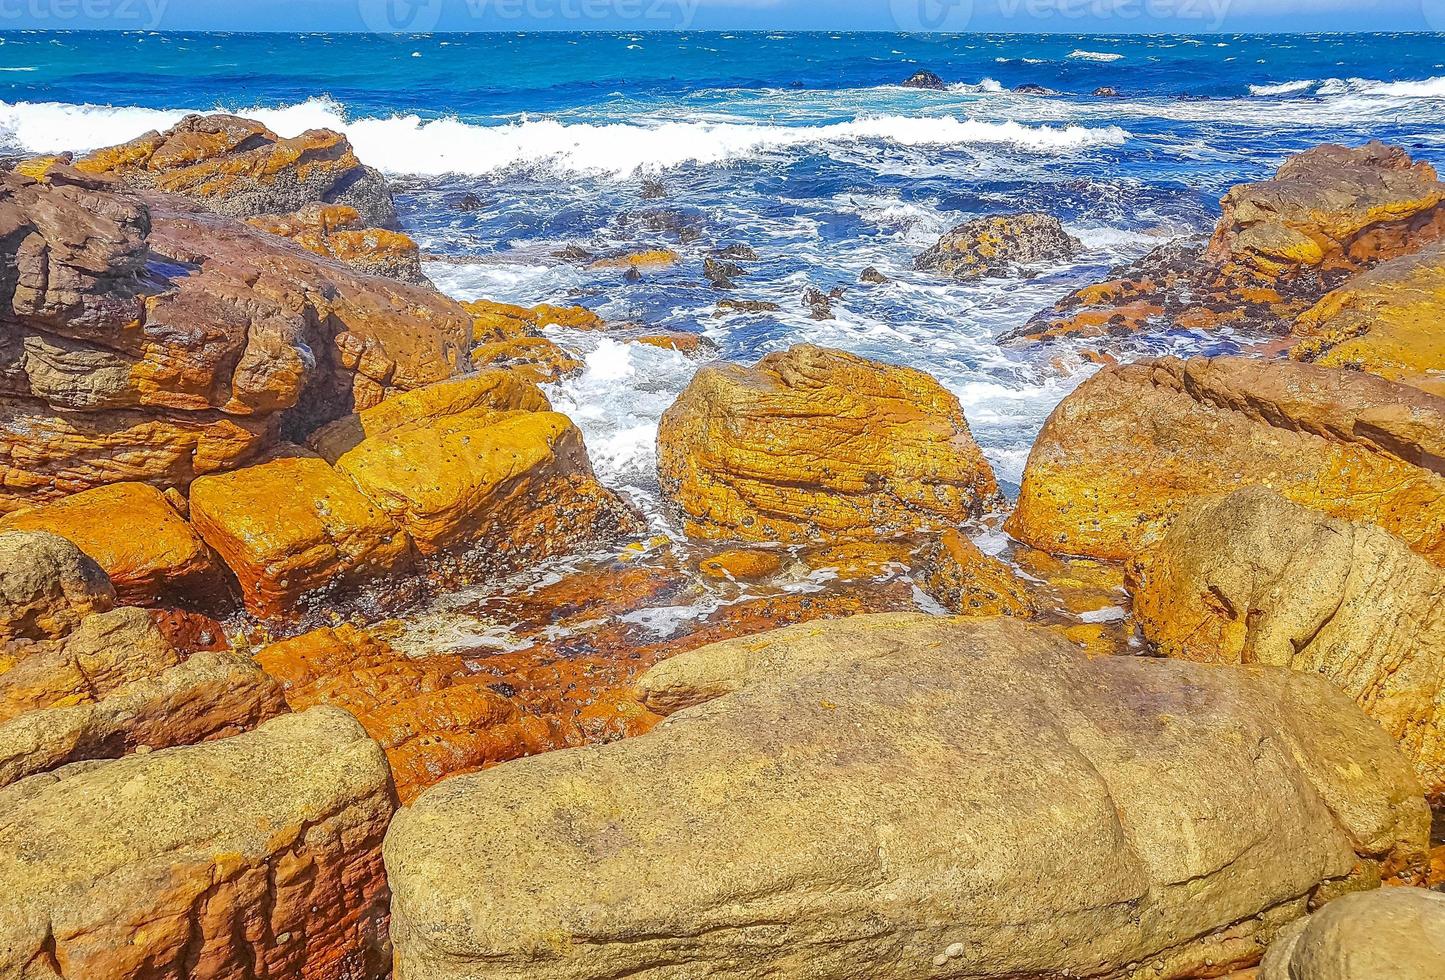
[1248,80,1316,96]
[0,97,1130,177]
[1068,50,1123,62]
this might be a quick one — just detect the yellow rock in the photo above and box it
[0,483,226,609]
[588,249,679,270]
[921,529,1036,618]
[658,345,999,543]
[189,453,414,617]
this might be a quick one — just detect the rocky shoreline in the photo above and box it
[2,117,1444,978]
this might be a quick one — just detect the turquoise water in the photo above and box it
[2,31,1444,502]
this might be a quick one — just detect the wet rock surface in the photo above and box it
[915,212,1082,281]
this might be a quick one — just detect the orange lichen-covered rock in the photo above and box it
[588,248,680,271]
[0,707,395,980]
[317,386,641,561]
[247,202,426,283]
[657,344,999,543]
[698,548,785,582]
[188,453,414,618]
[75,112,398,226]
[922,529,1036,618]
[1011,141,1445,344]
[0,482,226,609]
[463,299,597,382]
[471,336,582,383]
[0,164,472,512]
[1291,242,1445,395]
[798,539,919,580]
[1130,488,1445,801]
[256,625,550,802]
[635,331,717,356]
[1007,356,1445,565]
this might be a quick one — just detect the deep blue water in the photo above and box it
[2,31,1443,499]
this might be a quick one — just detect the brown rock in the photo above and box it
[1013,142,1445,344]
[922,528,1036,617]
[1131,488,1445,801]
[0,482,227,609]
[247,202,426,283]
[0,707,395,980]
[188,452,415,618]
[75,112,397,226]
[0,165,472,512]
[1007,356,1445,565]
[915,212,1081,281]
[657,345,999,543]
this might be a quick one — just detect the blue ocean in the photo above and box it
[3,30,1444,509]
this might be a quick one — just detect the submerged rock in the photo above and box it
[0,707,395,980]
[1014,141,1445,343]
[1007,355,1445,565]
[860,265,890,284]
[74,112,398,226]
[387,613,1429,980]
[915,212,1081,281]
[1132,488,1445,802]
[900,69,946,90]
[657,345,999,543]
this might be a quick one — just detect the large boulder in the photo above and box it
[0,164,472,512]
[1131,488,1445,801]
[914,212,1081,281]
[657,345,999,542]
[188,451,415,617]
[1006,356,1445,565]
[75,112,397,227]
[1290,241,1445,395]
[0,482,227,609]
[386,614,1429,980]
[0,707,395,980]
[310,374,641,561]
[246,202,427,283]
[1260,888,1445,980]
[0,531,114,640]
[1012,141,1445,343]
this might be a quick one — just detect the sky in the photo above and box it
[0,0,1435,33]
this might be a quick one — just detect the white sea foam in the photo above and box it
[1068,50,1123,62]
[1248,79,1317,96]
[0,96,1130,178]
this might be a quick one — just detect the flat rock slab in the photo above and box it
[386,613,1428,980]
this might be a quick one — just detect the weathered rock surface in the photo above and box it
[1131,488,1445,801]
[1007,355,1445,565]
[1291,241,1445,394]
[0,164,472,511]
[1260,888,1445,980]
[922,528,1036,617]
[0,482,227,608]
[189,451,415,617]
[387,614,1429,980]
[0,649,286,788]
[0,531,114,640]
[0,707,395,980]
[75,112,398,226]
[256,625,550,804]
[1014,142,1445,343]
[915,212,1081,281]
[465,299,595,383]
[313,374,641,560]
[657,345,999,542]
[900,69,947,89]
[247,202,427,282]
